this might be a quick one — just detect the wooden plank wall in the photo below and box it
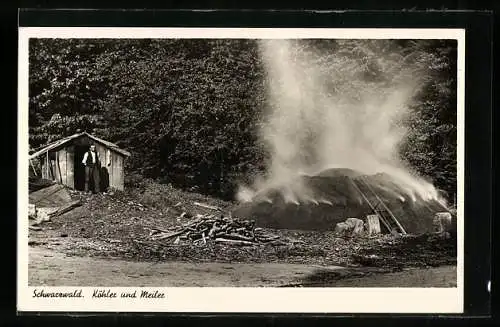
[53,154,61,183]
[95,143,109,190]
[116,155,124,190]
[40,152,59,183]
[94,143,125,191]
[59,149,67,185]
[39,149,73,188]
[48,158,55,180]
[107,149,114,189]
[111,153,118,190]
[107,152,124,191]
[66,145,75,189]
[41,158,47,179]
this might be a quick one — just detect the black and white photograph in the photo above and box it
[18,27,464,313]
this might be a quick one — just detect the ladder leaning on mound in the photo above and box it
[349,177,407,235]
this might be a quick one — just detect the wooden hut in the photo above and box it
[29,132,131,191]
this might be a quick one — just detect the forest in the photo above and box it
[28,38,457,202]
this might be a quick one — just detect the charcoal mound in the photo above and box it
[232,168,446,234]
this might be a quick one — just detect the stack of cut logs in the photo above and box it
[149,214,280,246]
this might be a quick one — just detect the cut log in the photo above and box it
[215,238,257,246]
[152,230,185,240]
[334,222,350,236]
[345,218,364,236]
[198,227,209,234]
[366,214,382,235]
[196,219,215,228]
[219,233,255,242]
[208,223,219,238]
[433,212,453,233]
[182,217,202,227]
[193,202,221,211]
[150,226,177,234]
[47,200,81,218]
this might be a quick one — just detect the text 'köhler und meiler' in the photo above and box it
[92,289,166,299]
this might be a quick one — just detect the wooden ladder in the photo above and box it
[350,177,407,235]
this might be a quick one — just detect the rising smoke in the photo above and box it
[237,39,442,205]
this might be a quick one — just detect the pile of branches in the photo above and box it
[148,214,282,246]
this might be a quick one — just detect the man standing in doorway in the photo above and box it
[82,144,101,193]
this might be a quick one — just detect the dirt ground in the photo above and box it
[29,246,338,287]
[29,245,456,287]
[27,188,458,288]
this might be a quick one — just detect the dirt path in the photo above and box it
[29,246,456,287]
[28,246,341,287]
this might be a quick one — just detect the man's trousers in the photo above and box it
[84,165,100,193]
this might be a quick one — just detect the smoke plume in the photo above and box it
[237,39,442,205]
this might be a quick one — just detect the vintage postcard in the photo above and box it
[18,27,464,313]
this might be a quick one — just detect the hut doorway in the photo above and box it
[74,145,88,191]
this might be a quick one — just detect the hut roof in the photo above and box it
[29,132,131,159]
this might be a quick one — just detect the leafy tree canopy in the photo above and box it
[29,38,457,201]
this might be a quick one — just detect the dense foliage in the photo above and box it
[28,38,457,201]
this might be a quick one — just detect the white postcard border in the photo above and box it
[18,27,465,313]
